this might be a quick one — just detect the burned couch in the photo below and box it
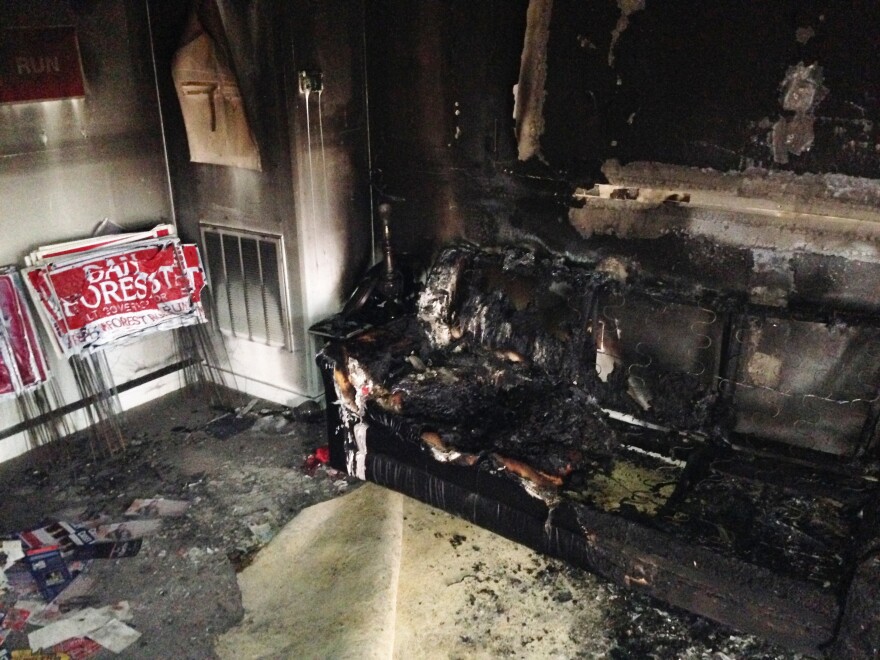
[317,243,880,657]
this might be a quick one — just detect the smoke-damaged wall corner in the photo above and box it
[149,0,372,400]
[363,1,880,311]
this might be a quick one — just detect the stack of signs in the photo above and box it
[23,225,207,357]
[0,270,50,401]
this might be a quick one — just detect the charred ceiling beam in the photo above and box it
[514,0,553,163]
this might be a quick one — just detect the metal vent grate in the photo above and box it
[200,224,290,349]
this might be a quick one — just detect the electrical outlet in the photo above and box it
[298,70,323,94]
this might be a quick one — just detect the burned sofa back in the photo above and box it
[415,243,880,457]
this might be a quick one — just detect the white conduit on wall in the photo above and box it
[299,73,338,323]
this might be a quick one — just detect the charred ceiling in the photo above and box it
[566,0,880,178]
[365,1,880,265]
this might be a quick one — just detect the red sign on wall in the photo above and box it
[0,26,85,104]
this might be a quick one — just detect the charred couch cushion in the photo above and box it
[326,244,716,484]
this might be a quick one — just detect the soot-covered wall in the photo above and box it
[366,0,880,277]
[590,1,880,177]
[366,0,534,257]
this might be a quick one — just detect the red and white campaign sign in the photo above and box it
[0,27,86,105]
[25,238,206,357]
[0,271,50,400]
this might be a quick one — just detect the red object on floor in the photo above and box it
[1,607,30,631]
[54,637,103,660]
[302,445,331,474]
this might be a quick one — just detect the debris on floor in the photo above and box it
[202,412,257,440]
[2,499,204,656]
[0,503,168,656]
[289,399,324,422]
[24,548,71,602]
[27,602,138,654]
[201,396,323,440]
[302,445,330,474]
[0,386,349,658]
[0,386,806,657]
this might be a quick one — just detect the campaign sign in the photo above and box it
[0,271,49,400]
[0,27,86,104]
[25,240,206,357]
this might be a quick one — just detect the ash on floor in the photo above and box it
[0,385,353,659]
[0,386,805,659]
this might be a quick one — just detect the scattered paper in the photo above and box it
[93,602,132,624]
[13,601,47,618]
[26,601,136,653]
[28,608,112,651]
[3,607,32,631]
[11,651,70,660]
[1,540,25,593]
[19,522,94,553]
[70,539,141,561]
[90,519,161,541]
[1,541,24,570]
[53,576,95,608]
[25,546,73,601]
[49,512,111,532]
[3,566,39,598]
[52,637,101,660]
[87,619,141,654]
[27,603,63,627]
[124,499,189,518]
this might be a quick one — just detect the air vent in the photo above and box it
[200,224,291,349]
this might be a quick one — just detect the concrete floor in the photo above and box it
[0,386,805,659]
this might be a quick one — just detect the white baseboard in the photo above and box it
[0,365,326,465]
[210,367,321,408]
[0,370,186,465]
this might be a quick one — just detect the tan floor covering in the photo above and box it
[217,483,613,659]
[215,484,404,659]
